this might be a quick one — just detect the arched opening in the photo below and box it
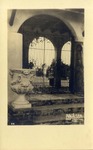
[18,14,75,92]
[61,41,71,88]
[28,37,55,67]
[28,36,55,87]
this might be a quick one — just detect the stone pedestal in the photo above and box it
[9,69,35,109]
[11,94,31,109]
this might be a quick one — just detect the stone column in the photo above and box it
[75,42,84,93]
[8,32,23,102]
[8,32,23,69]
[55,46,62,88]
[70,41,84,94]
[69,38,76,93]
[23,35,30,68]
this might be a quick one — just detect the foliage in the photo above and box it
[46,60,70,79]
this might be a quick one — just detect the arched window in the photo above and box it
[29,37,55,67]
[28,37,55,87]
[61,41,71,87]
[61,41,71,65]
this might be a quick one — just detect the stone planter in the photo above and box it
[9,68,35,109]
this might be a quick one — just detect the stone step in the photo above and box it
[32,113,84,124]
[32,103,84,111]
[8,94,84,125]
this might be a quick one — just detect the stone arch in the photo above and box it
[17,12,77,40]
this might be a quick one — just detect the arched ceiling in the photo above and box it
[18,14,72,36]
[18,14,72,47]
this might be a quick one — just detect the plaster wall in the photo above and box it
[8,32,22,102]
[8,32,22,69]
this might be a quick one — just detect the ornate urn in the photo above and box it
[9,69,35,109]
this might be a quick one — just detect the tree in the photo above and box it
[46,60,70,80]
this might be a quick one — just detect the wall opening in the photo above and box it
[28,36,55,87]
[61,41,71,88]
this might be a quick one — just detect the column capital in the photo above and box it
[74,40,83,45]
